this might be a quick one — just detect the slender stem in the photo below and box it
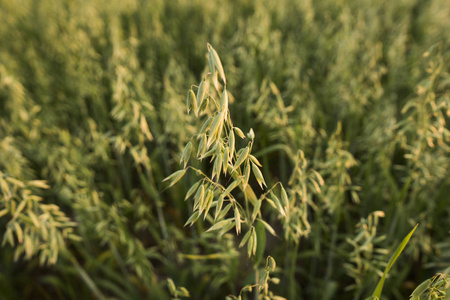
[286,242,299,299]
[66,251,106,300]
[254,265,260,300]
[323,216,339,300]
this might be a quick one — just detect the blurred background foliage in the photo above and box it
[0,0,449,299]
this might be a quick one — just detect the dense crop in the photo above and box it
[0,0,449,299]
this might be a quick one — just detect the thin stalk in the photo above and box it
[286,242,299,299]
[279,151,287,184]
[113,149,132,200]
[323,215,339,300]
[254,265,260,300]
[142,166,169,241]
[66,251,106,300]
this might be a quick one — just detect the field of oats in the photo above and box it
[1,0,449,299]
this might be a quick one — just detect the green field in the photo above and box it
[0,0,449,299]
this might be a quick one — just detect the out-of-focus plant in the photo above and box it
[0,0,449,299]
[410,269,450,300]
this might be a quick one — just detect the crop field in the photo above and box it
[0,0,449,299]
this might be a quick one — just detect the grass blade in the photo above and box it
[370,224,419,299]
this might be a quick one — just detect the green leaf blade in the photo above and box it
[371,224,419,298]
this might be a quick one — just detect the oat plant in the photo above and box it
[164,44,292,300]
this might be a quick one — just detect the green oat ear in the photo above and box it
[368,224,419,300]
[207,43,226,85]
